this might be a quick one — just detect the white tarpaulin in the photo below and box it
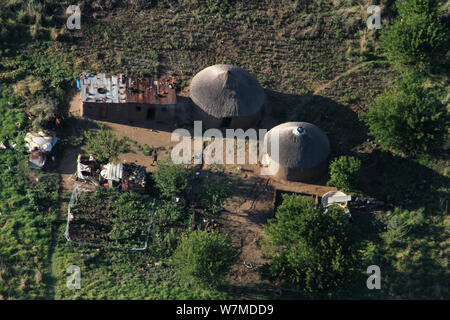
[77,162,92,179]
[100,163,124,182]
[321,190,351,208]
[25,131,58,153]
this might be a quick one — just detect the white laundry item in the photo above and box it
[25,131,58,152]
[100,163,124,182]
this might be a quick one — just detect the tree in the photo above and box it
[83,123,131,163]
[152,162,191,199]
[361,75,449,156]
[171,230,240,288]
[327,156,361,192]
[379,0,447,72]
[260,194,361,298]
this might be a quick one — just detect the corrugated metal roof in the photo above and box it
[80,73,177,105]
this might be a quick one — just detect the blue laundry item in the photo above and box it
[76,78,80,89]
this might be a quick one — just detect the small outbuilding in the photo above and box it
[262,122,330,182]
[190,64,265,129]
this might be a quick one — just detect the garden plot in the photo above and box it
[65,184,155,250]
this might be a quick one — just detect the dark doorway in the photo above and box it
[146,108,155,120]
[222,117,232,128]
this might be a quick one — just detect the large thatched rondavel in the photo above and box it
[190,64,265,128]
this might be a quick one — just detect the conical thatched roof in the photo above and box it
[264,122,330,169]
[190,64,265,118]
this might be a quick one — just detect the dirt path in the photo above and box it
[46,90,87,299]
[313,60,378,95]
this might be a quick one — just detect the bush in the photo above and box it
[197,174,232,217]
[260,195,361,298]
[171,230,240,288]
[152,162,191,199]
[12,75,44,99]
[327,156,361,192]
[361,75,449,156]
[83,123,131,163]
[380,0,447,71]
[30,98,57,133]
[109,192,154,245]
[156,200,189,226]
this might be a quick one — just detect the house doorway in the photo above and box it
[146,108,155,120]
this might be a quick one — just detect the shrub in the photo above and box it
[143,144,153,156]
[327,156,361,192]
[83,123,131,163]
[380,0,447,71]
[260,195,361,298]
[171,230,240,288]
[156,200,189,226]
[13,75,44,99]
[197,174,232,217]
[361,75,449,156]
[152,162,191,199]
[30,98,58,133]
[109,192,154,245]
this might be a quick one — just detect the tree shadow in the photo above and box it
[373,219,450,299]
[49,117,99,174]
[358,149,449,212]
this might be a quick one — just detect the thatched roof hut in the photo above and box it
[190,64,265,128]
[263,122,330,182]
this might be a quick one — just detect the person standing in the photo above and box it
[152,148,158,166]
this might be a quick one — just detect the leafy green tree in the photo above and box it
[260,195,362,298]
[380,0,447,71]
[327,156,361,192]
[361,75,449,156]
[152,162,191,199]
[83,123,131,163]
[171,230,240,288]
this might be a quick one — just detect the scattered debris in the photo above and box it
[29,150,47,170]
[203,218,219,232]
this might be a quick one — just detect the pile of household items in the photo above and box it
[25,131,59,169]
[76,154,146,193]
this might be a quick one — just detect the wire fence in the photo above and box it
[64,182,156,251]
